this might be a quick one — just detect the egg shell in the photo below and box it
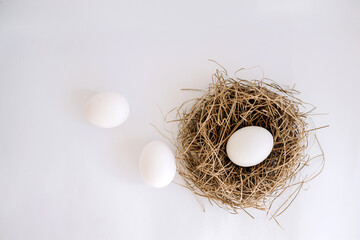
[226,126,274,167]
[85,92,129,128]
[139,141,176,188]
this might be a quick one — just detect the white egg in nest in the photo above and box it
[139,141,176,188]
[226,126,274,167]
[85,92,130,128]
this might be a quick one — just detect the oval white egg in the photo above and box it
[85,92,129,128]
[139,141,176,188]
[226,126,274,167]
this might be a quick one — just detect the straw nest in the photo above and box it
[172,68,325,220]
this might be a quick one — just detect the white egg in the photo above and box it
[226,126,274,167]
[139,141,176,188]
[85,92,129,128]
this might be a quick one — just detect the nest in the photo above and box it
[172,68,325,220]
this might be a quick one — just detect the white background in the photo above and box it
[0,0,359,239]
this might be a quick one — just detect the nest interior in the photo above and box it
[174,69,323,218]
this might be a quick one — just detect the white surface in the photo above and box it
[226,126,274,167]
[0,0,359,239]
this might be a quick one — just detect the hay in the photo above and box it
[171,68,325,219]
